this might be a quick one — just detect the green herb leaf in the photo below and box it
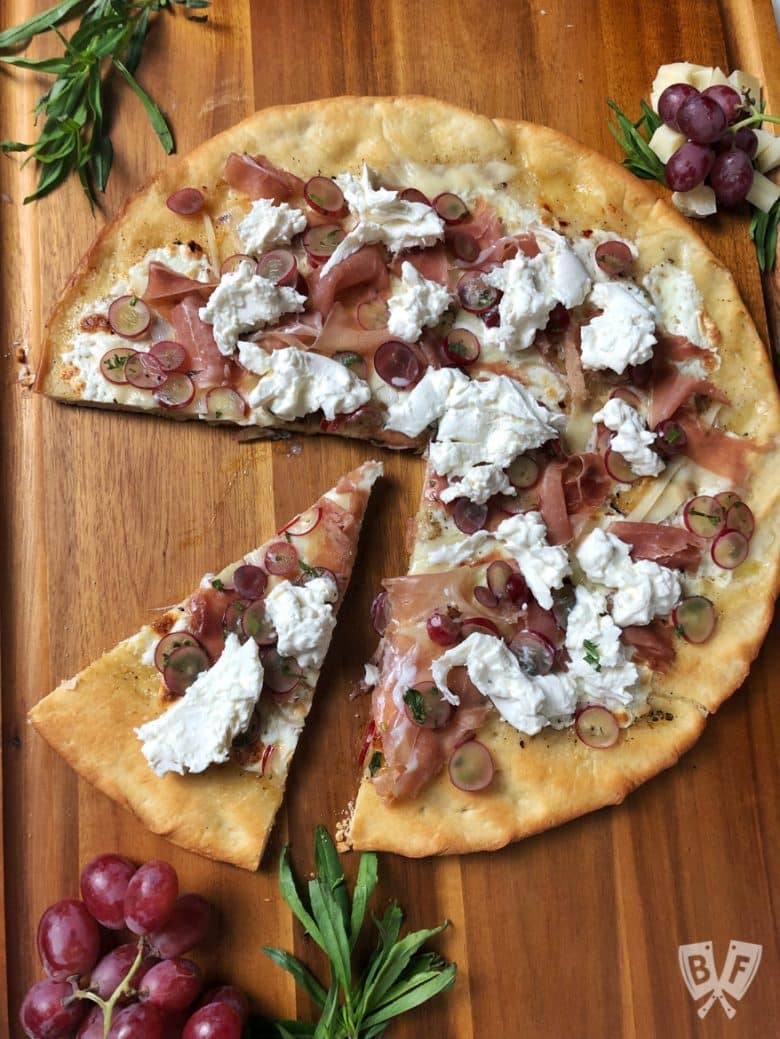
[0,0,85,49]
[402,687,427,725]
[583,638,601,672]
[749,198,780,273]
[349,849,378,950]
[210,577,224,591]
[367,750,382,777]
[606,98,666,183]
[261,947,328,1009]
[112,58,174,153]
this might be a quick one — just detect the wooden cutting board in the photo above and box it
[1,1,778,1036]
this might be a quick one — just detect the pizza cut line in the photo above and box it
[32,98,780,859]
[29,460,383,870]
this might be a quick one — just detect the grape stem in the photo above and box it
[732,108,780,131]
[67,936,146,1038]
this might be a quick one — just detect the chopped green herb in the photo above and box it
[105,352,129,371]
[446,337,467,357]
[214,410,223,419]
[367,750,382,777]
[210,577,225,591]
[338,352,361,368]
[675,624,685,638]
[403,687,427,725]
[283,531,292,544]
[583,638,601,672]
[689,508,720,526]
[233,601,246,615]
[299,559,319,579]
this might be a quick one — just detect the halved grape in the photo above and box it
[20,979,87,1039]
[456,271,500,314]
[222,599,249,636]
[80,853,136,929]
[452,497,488,534]
[100,347,136,385]
[232,564,268,599]
[710,148,754,207]
[303,224,345,261]
[124,860,179,935]
[460,616,499,638]
[108,295,151,339]
[701,84,745,123]
[473,585,499,609]
[506,454,539,489]
[241,600,276,645]
[711,529,749,569]
[399,187,430,205]
[433,192,469,224]
[356,298,389,331]
[140,957,203,1010]
[282,505,322,537]
[665,142,715,192]
[426,610,461,647]
[486,560,513,599]
[162,644,210,697]
[447,229,480,262]
[153,631,204,674]
[443,328,480,366]
[653,419,688,457]
[604,447,636,484]
[264,540,300,576]
[725,501,755,539]
[676,94,728,144]
[575,705,619,748]
[37,899,101,980]
[373,340,422,389]
[182,1003,243,1039]
[658,82,699,129]
[166,188,205,215]
[262,649,303,695]
[683,495,725,538]
[206,386,246,421]
[149,340,189,373]
[714,491,741,512]
[256,248,297,286]
[154,372,195,409]
[403,685,454,729]
[505,571,529,605]
[125,352,166,390]
[220,254,257,276]
[508,631,555,676]
[734,127,758,158]
[371,590,390,636]
[304,176,347,216]
[448,739,494,791]
[673,595,716,644]
[594,240,633,276]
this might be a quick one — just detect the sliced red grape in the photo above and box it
[231,564,268,599]
[460,616,499,638]
[665,142,715,192]
[206,386,246,421]
[100,346,136,385]
[222,599,249,636]
[371,589,390,636]
[108,295,151,339]
[262,649,302,695]
[166,188,205,216]
[711,529,749,569]
[107,1003,166,1039]
[486,560,513,598]
[264,540,300,576]
[505,571,529,606]
[506,454,539,489]
[162,644,210,697]
[733,127,758,158]
[683,495,725,538]
[281,505,322,537]
[456,271,500,314]
[303,224,346,261]
[604,447,636,484]
[37,899,101,980]
[399,187,431,205]
[658,82,699,129]
[725,501,754,539]
[183,1003,243,1039]
[447,229,480,262]
[673,595,716,644]
[575,705,619,748]
[482,302,501,327]
[508,630,555,676]
[80,853,136,929]
[403,684,454,729]
[149,340,189,373]
[256,248,297,286]
[443,328,480,366]
[653,419,688,457]
[426,610,461,647]
[20,978,86,1039]
[358,719,377,769]
[220,254,257,276]
[701,84,745,123]
[125,352,167,390]
[452,497,488,534]
[714,491,741,512]
[473,585,499,609]
[545,302,570,333]
[294,564,337,590]
[373,340,422,388]
[140,957,202,1010]
[448,739,494,791]
[198,987,249,1026]
[433,192,469,224]
[594,240,633,276]
[241,600,277,645]
[124,860,179,935]
[153,631,204,673]
[356,297,389,331]
[304,175,347,216]
[676,93,728,144]
[710,148,754,207]
[154,372,195,409]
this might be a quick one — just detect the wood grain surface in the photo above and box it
[1,1,778,1036]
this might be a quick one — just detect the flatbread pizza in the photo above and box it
[31,97,780,858]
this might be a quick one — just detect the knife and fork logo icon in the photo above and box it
[678,940,762,1018]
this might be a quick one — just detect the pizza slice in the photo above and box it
[30,460,382,870]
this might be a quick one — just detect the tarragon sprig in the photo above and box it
[0,0,209,204]
[252,826,456,1039]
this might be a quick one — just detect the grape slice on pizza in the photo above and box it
[30,461,382,870]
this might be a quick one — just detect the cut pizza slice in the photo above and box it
[30,460,382,871]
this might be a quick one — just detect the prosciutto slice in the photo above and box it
[622,621,676,673]
[609,520,704,572]
[390,243,449,285]
[314,301,393,356]
[307,245,389,316]
[538,453,612,545]
[538,461,572,545]
[649,365,729,427]
[170,295,232,388]
[143,262,215,312]
[675,405,757,487]
[223,152,304,202]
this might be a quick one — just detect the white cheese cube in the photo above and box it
[746,170,780,213]
[650,62,709,111]
[754,129,780,174]
[671,185,718,219]
[690,66,729,91]
[727,69,761,108]
[649,124,686,164]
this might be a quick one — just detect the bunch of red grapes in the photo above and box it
[20,854,249,1038]
[658,82,759,205]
